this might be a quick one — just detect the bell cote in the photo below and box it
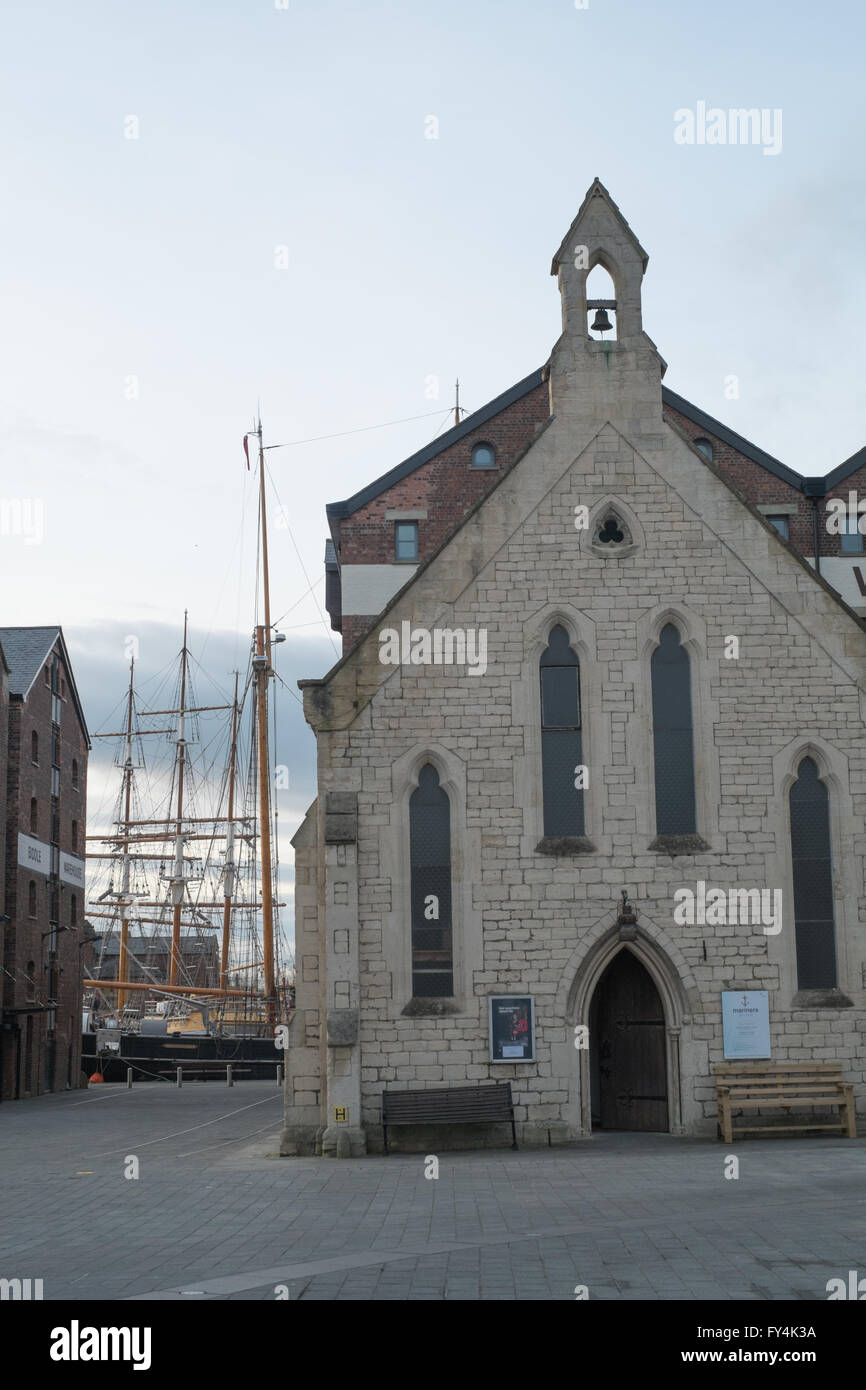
[548,178,665,416]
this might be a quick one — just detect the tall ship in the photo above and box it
[82,423,292,1079]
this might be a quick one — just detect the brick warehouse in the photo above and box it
[0,628,90,1101]
[280,180,866,1154]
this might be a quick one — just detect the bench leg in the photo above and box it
[718,1091,733,1145]
[511,1114,518,1151]
[383,1120,389,1155]
[842,1087,857,1139]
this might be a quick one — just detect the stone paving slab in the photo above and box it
[0,1083,864,1300]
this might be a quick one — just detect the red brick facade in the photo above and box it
[328,374,866,654]
[338,379,551,570]
[1,637,89,1100]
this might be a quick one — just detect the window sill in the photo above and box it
[648,834,710,856]
[535,836,596,856]
[791,989,853,1009]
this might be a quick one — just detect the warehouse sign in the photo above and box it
[721,990,771,1059]
[18,832,50,875]
[489,995,536,1063]
[59,852,86,888]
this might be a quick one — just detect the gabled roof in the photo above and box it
[323,363,817,532]
[0,626,61,696]
[326,368,546,523]
[0,625,90,745]
[306,414,866,711]
[823,443,866,491]
[550,177,650,275]
[661,388,806,490]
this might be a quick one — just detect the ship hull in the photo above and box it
[81,1031,282,1082]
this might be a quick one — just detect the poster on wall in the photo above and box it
[488,995,535,1063]
[721,990,771,1059]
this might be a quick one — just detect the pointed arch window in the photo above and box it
[789,757,837,989]
[409,764,453,997]
[540,625,584,836]
[651,624,697,835]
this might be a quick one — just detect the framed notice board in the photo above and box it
[721,990,771,1059]
[488,995,536,1063]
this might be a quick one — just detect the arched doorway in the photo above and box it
[589,950,668,1131]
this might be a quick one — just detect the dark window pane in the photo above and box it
[768,515,789,541]
[651,624,697,834]
[540,624,578,668]
[790,758,837,988]
[540,627,584,836]
[409,765,453,997]
[542,729,584,836]
[541,666,580,728]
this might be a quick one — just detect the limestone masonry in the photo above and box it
[281,180,866,1156]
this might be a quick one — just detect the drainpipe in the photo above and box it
[803,480,823,576]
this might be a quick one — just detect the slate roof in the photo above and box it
[0,625,90,744]
[325,366,860,532]
[326,369,547,523]
[0,626,60,696]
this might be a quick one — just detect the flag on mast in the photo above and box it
[243,435,251,469]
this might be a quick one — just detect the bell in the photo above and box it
[590,307,613,334]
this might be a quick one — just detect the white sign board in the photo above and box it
[59,852,86,889]
[18,832,50,876]
[722,990,771,1059]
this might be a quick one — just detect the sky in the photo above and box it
[2,0,865,947]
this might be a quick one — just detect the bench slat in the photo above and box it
[381,1083,517,1152]
[714,1062,856,1143]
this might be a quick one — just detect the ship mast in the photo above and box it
[220,672,240,992]
[168,610,190,985]
[116,656,135,1013]
[254,414,278,1027]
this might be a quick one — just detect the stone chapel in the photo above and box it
[280,180,866,1155]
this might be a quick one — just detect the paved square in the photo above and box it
[0,1083,863,1300]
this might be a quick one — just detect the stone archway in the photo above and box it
[567,925,690,1136]
[589,951,667,1131]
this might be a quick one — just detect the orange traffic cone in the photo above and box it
[90,1072,104,1084]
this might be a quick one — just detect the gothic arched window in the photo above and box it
[409,764,453,997]
[540,625,584,836]
[651,624,697,835]
[789,757,837,989]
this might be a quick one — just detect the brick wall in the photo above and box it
[334,385,858,653]
[1,643,88,1100]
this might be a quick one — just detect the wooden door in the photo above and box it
[590,951,668,1132]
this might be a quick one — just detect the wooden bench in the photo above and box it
[714,1062,856,1143]
[381,1082,517,1153]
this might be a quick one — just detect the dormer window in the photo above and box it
[694,438,713,461]
[471,442,496,469]
[395,521,419,562]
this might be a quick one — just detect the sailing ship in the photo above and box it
[81,422,293,1079]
